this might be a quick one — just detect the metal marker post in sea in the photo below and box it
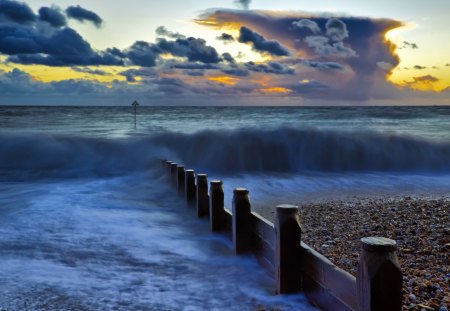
[131,100,139,129]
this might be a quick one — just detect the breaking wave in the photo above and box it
[1,127,449,180]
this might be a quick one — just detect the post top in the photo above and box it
[177,166,185,170]
[166,160,173,164]
[234,188,249,195]
[197,174,207,179]
[276,204,299,214]
[170,163,177,167]
[185,169,195,173]
[210,180,223,185]
[361,237,397,252]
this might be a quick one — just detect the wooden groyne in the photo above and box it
[162,160,403,311]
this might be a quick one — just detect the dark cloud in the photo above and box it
[301,60,345,71]
[155,26,185,39]
[152,77,186,94]
[234,0,251,10]
[216,32,235,43]
[72,67,109,76]
[304,35,357,58]
[238,26,289,56]
[168,62,219,70]
[157,37,221,63]
[291,19,321,34]
[0,0,35,24]
[125,41,160,67]
[414,65,427,70]
[221,52,235,63]
[66,5,103,28]
[38,6,66,28]
[245,61,294,75]
[325,18,349,41]
[400,41,418,49]
[222,68,249,76]
[411,75,439,83]
[119,68,157,82]
[4,27,124,66]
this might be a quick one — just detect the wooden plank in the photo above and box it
[222,207,233,238]
[301,242,357,311]
[249,212,276,278]
[250,212,276,247]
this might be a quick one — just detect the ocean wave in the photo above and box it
[0,128,449,179]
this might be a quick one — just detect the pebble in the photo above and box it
[292,197,450,310]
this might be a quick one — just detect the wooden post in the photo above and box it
[165,161,173,178]
[196,174,209,218]
[170,163,178,187]
[177,166,185,196]
[357,237,402,311]
[232,188,251,254]
[209,180,224,232]
[275,204,302,294]
[185,170,196,205]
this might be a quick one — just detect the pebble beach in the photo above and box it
[294,197,449,311]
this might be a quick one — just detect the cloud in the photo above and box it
[4,27,124,66]
[400,41,418,49]
[245,61,294,75]
[38,6,66,28]
[125,41,160,67]
[221,52,235,63]
[0,0,36,24]
[119,68,157,82]
[234,0,251,10]
[66,5,103,28]
[301,60,345,71]
[72,67,110,76]
[155,26,185,39]
[414,65,426,70]
[238,26,289,56]
[402,75,440,91]
[291,19,321,34]
[304,35,357,58]
[197,10,403,101]
[325,18,349,41]
[222,68,249,76]
[216,32,235,43]
[157,37,221,63]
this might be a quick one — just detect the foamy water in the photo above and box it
[0,171,317,310]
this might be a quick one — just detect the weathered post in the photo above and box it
[185,170,196,205]
[209,180,224,232]
[177,166,185,196]
[232,188,251,254]
[275,204,302,294]
[357,237,402,311]
[196,174,209,218]
[170,163,178,187]
[165,161,173,178]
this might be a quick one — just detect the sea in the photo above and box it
[0,106,449,310]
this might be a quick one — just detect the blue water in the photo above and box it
[0,106,449,309]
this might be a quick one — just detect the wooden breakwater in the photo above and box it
[162,160,403,311]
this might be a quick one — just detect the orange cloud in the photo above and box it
[260,87,292,94]
[207,76,240,85]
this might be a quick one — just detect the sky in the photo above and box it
[0,0,449,105]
